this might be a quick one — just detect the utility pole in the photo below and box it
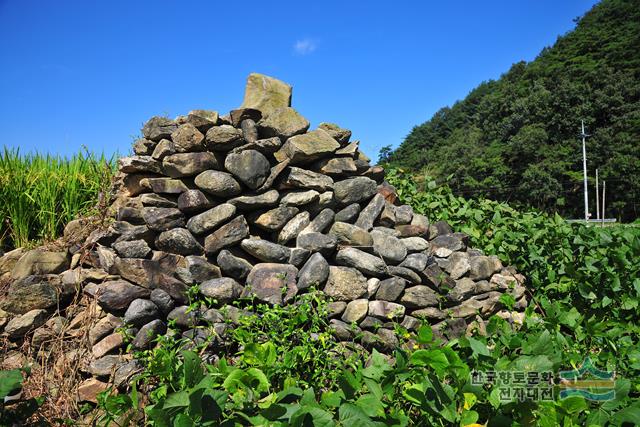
[601,181,606,227]
[595,168,600,220]
[581,120,590,222]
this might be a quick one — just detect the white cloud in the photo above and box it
[293,38,317,55]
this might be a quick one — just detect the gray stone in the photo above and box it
[155,228,203,256]
[229,108,262,127]
[132,319,166,349]
[224,150,271,190]
[371,229,407,264]
[141,177,189,194]
[399,253,431,273]
[112,240,151,259]
[302,208,335,234]
[216,250,253,281]
[88,314,123,345]
[177,189,214,214]
[335,203,361,223]
[187,203,237,235]
[150,288,174,315]
[395,224,429,238]
[278,212,310,244]
[171,123,205,152]
[341,299,368,323]
[375,277,406,301]
[241,239,290,263]
[368,301,405,319]
[401,315,421,331]
[334,177,377,205]
[377,202,396,227]
[179,256,221,283]
[163,152,218,178]
[327,301,347,318]
[448,278,477,303]
[296,232,337,257]
[329,222,373,247]
[360,316,383,330]
[142,116,177,141]
[367,278,381,298]
[229,189,280,210]
[92,332,125,358]
[87,355,126,377]
[185,110,218,132]
[387,266,421,285]
[118,156,162,174]
[258,107,310,139]
[335,247,387,277]
[274,129,340,164]
[195,170,242,197]
[124,299,160,327]
[401,237,429,252]
[430,234,466,258]
[329,319,357,341]
[141,193,178,208]
[1,275,73,314]
[279,167,334,192]
[400,286,439,308]
[355,194,386,230]
[133,138,156,155]
[250,206,299,231]
[297,253,330,290]
[362,328,398,352]
[167,306,199,328]
[446,252,470,279]
[203,308,224,324]
[241,73,292,116]
[318,122,351,144]
[324,266,367,301]
[395,205,414,225]
[205,125,243,151]
[469,256,498,280]
[204,216,250,255]
[5,309,48,338]
[421,264,455,292]
[240,119,259,143]
[151,139,176,160]
[245,263,298,305]
[200,278,243,304]
[281,190,320,207]
[411,307,446,320]
[288,248,310,267]
[141,207,185,231]
[313,157,358,176]
[11,250,69,280]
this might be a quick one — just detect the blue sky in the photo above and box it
[0,0,599,160]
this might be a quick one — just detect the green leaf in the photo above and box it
[0,369,23,399]
[409,349,449,372]
[163,390,190,409]
[355,393,384,418]
[245,368,270,393]
[182,350,204,388]
[467,337,490,356]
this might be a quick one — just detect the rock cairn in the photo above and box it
[0,73,527,400]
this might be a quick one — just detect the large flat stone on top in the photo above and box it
[334,177,378,205]
[241,73,292,116]
[11,250,69,280]
[259,107,310,139]
[163,152,219,178]
[274,129,340,165]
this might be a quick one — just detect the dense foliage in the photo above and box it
[92,168,640,426]
[0,148,114,250]
[387,0,640,221]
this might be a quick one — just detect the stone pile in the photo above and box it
[0,73,527,400]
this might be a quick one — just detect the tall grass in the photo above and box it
[0,148,115,250]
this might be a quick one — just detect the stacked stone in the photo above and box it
[0,74,527,394]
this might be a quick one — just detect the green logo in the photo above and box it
[559,357,615,401]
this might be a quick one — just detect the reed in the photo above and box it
[0,148,115,250]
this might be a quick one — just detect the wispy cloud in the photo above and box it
[293,38,317,55]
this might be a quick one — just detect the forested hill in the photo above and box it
[387,0,640,221]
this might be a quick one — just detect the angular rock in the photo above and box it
[401,237,429,252]
[318,122,351,144]
[400,286,439,308]
[177,189,214,213]
[411,307,446,320]
[141,207,185,231]
[167,306,199,328]
[5,309,48,338]
[281,190,320,207]
[324,266,367,301]
[245,263,298,305]
[92,332,124,358]
[112,240,151,259]
[187,203,236,235]
[278,212,311,244]
[141,177,189,194]
[297,253,330,290]
[89,314,124,345]
[151,139,176,160]
[302,208,335,234]
[96,280,151,312]
[329,319,357,341]
[241,239,290,263]
[368,301,405,319]
[87,355,126,377]
[395,224,429,238]
[150,288,174,315]
[205,125,243,151]
[448,278,477,303]
[342,299,368,323]
[279,167,334,192]
[289,247,310,267]
[399,253,431,273]
[142,116,177,141]
[335,247,387,277]
[334,177,377,205]
[140,193,178,208]
[11,250,68,280]
[378,202,396,227]
[241,73,292,116]
[375,277,406,301]
[155,228,203,256]
[163,152,219,178]
[118,156,162,174]
[329,222,373,247]
[216,250,253,281]
[258,107,310,139]
[1,275,73,314]
[274,129,340,164]
[229,108,262,127]
[195,170,242,197]
[224,150,271,190]
[335,203,361,223]
[171,123,205,152]
[229,189,280,210]
[296,232,337,257]
[204,216,250,255]
[469,256,500,281]
[371,229,407,264]
[200,278,243,304]
[313,157,357,176]
[77,378,109,403]
[185,110,219,132]
[328,301,347,318]
[133,138,156,155]
[430,234,466,258]
[124,299,160,327]
[132,319,166,349]
[241,119,259,143]
[446,252,470,279]
[250,206,299,231]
